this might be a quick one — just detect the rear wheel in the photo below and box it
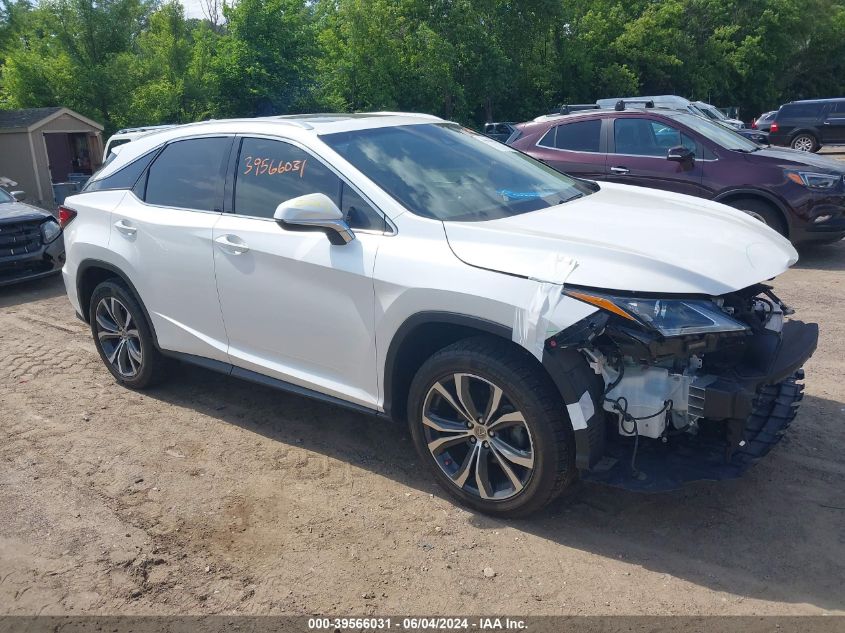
[89,280,168,389]
[790,133,818,152]
[726,198,788,237]
[407,337,576,517]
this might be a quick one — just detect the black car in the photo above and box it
[769,98,845,152]
[0,188,65,286]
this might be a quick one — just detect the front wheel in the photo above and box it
[726,198,788,237]
[407,337,576,517]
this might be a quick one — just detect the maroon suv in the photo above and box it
[508,108,845,244]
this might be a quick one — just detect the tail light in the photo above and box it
[58,205,77,228]
[751,119,758,129]
[770,122,779,133]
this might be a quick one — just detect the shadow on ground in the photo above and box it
[795,239,845,271]
[144,362,845,611]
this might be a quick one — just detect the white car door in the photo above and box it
[212,136,387,409]
[108,135,233,362]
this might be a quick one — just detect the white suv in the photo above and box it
[60,113,817,516]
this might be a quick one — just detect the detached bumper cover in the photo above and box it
[582,320,818,492]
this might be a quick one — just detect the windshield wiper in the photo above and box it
[558,192,584,204]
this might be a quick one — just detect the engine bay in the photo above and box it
[545,284,817,490]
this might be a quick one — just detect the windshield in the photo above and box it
[321,123,594,221]
[0,188,13,203]
[698,103,728,121]
[674,113,759,152]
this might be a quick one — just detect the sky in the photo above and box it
[180,0,210,20]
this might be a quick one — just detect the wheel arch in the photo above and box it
[788,127,819,142]
[383,312,514,423]
[383,311,607,471]
[76,259,160,348]
[714,188,792,237]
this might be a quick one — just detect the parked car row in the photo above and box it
[505,103,845,245]
[765,98,845,152]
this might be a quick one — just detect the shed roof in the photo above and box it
[0,107,63,130]
[0,107,103,132]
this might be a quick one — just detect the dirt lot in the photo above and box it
[2,198,845,617]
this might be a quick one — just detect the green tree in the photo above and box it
[212,0,318,116]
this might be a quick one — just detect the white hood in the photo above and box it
[444,182,798,295]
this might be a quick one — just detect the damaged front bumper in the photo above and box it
[542,290,819,493]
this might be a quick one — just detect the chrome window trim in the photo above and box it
[607,151,719,163]
[127,190,224,215]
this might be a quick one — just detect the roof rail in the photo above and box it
[115,124,175,134]
[614,99,655,111]
[550,104,600,116]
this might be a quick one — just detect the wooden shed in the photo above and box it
[0,107,104,208]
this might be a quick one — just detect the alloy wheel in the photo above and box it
[422,373,535,501]
[95,297,143,378]
[791,135,814,152]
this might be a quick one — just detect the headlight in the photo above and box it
[565,289,748,337]
[40,218,61,243]
[785,170,841,190]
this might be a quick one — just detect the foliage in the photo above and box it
[1,0,844,133]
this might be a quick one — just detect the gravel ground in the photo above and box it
[1,167,844,616]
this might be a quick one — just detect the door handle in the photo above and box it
[214,234,250,255]
[823,121,831,125]
[610,166,630,174]
[113,219,137,237]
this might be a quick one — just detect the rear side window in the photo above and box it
[144,137,231,212]
[781,103,823,118]
[84,149,159,193]
[541,120,601,152]
[831,101,845,115]
[234,137,383,229]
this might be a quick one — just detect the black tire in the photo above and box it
[790,133,818,153]
[89,279,168,389]
[726,198,788,237]
[407,336,576,518]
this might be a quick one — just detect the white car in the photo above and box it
[102,125,175,161]
[60,113,817,516]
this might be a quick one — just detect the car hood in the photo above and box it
[749,146,845,173]
[0,201,52,223]
[443,182,798,295]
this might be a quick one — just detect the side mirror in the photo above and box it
[273,193,354,246]
[10,190,26,201]
[667,146,695,163]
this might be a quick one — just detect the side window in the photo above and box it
[83,148,159,193]
[614,119,697,157]
[831,102,845,115]
[234,137,383,230]
[340,183,385,231]
[553,120,601,152]
[782,103,823,119]
[144,137,231,211]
